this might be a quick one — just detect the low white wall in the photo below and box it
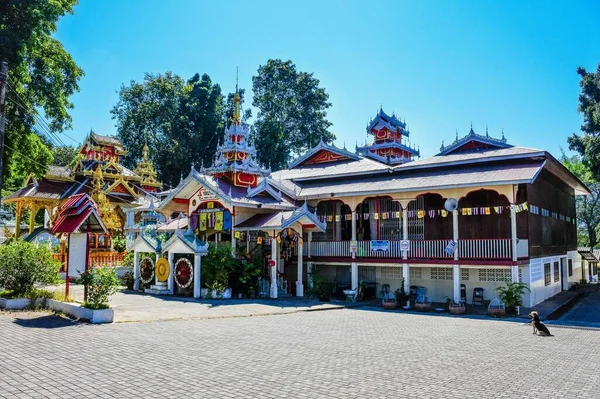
[528,257,563,307]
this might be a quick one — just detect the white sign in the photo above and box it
[350,240,357,253]
[370,240,389,252]
[67,233,88,278]
[445,240,457,256]
[400,240,410,252]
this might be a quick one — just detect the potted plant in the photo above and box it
[447,299,466,315]
[495,281,530,315]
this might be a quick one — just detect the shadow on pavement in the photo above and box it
[13,314,77,329]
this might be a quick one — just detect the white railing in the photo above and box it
[305,239,524,260]
[516,239,529,258]
[458,239,511,259]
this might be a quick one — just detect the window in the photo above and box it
[335,266,350,285]
[461,268,470,281]
[478,268,511,282]
[544,263,551,286]
[359,266,376,282]
[568,259,573,277]
[410,268,422,280]
[380,266,402,279]
[553,261,560,282]
[518,268,523,283]
[431,267,453,280]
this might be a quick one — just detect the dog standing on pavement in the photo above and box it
[529,311,554,336]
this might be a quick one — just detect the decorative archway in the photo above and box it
[458,189,510,239]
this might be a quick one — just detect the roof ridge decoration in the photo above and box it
[288,138,360,169]
[162,227,209,254]
[438,125,511,155]
[281,201,326,232]
[246,178,282,201]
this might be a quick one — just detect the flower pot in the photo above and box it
[237,293,243,299]
[415,302,431,312]
[382,301,397,310]
[201,288,208,298]
[221,288,232,299]
[488,307,506,317]
[449,305,466,315]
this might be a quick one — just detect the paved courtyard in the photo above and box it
[1,308,599,398]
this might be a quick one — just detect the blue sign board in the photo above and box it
[370,240,390,252]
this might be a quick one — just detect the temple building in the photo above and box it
[141,97,589,308]
[4,132,163,249]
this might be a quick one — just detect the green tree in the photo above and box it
[50,145,78,167]
[251,59,335,170]
[568,63,600,181]
[0,0,84,190]
[562,152,600,248]
[111,72,225,188]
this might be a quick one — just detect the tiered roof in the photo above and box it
[438,125,510,155]
[356,107,420,165]
[205,86,269,187]
[134,143,163,191]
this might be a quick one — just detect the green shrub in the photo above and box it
[201,244,236,289]
[496,281,530,312]
[112,236,127,253]
[0,240,61,297]
[121,251,134,268]
[119,269,135,289]
[79,265,120,309]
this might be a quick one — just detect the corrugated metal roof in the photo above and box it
[297,162,544,198]
[271,157,389,181]
[394,146,544,171]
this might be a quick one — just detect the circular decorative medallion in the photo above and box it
[174,258,193,288]
[155,257,170,282]
[139,257,155,284]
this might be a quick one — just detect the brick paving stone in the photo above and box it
[1,309,599,398]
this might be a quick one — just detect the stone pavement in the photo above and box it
[49,285,359,322]
[553,287,600,328]
[1,308,599,398]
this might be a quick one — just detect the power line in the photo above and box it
[5,80,81,146]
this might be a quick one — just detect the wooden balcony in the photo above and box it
[303,239,529,261]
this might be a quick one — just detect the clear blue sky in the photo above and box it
[55,0,600,159]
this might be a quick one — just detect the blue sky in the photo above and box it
[55,0,600,159]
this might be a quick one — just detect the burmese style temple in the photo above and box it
[6,86,591,308]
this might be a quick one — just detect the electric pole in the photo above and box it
[0,61,8,204]
[0,60,8,203]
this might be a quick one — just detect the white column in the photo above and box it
[168,251,175,294]
[511,265,519,283]
[452,209,460,303]
[297,227,304,297]
[246,230,250,254]
[231,230,237,257]
[307,231,312,258]
[351,210,358,289]
[154,252,160,285]
[270,233,278,298]
[193,253,201,299]
[453,264,461,303]
[133,251,140,291]
[402,208,410,293]
[510,204,518,262]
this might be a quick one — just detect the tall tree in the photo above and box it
[562,152,600,248]
[0,0,83,190]
[50,145,78,167]
[568,63,600,181]
[111,72,225,188]
[251,59,335,170]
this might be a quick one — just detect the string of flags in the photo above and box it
[316,202,533,222]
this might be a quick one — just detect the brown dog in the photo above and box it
[529,311,554,336]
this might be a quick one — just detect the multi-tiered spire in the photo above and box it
[356,107,420,165]
[135,143,162,192]
[205,81,270,187]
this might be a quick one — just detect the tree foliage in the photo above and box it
[568,63,600,181]
[0,240,61,296]
[0,0,83,190]
[50,145,78,167]
[251,59,335,170]
[562,152,600,248]
[111,72,225,188]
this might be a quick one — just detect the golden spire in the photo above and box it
[142,142,149,163]
[92,166,104,192]
[232,67,241,126]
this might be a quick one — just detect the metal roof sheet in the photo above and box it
[296,162,544,199]
[271,157,389,182]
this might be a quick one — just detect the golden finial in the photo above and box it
[142,142,149,162]
[232,67,241,126]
